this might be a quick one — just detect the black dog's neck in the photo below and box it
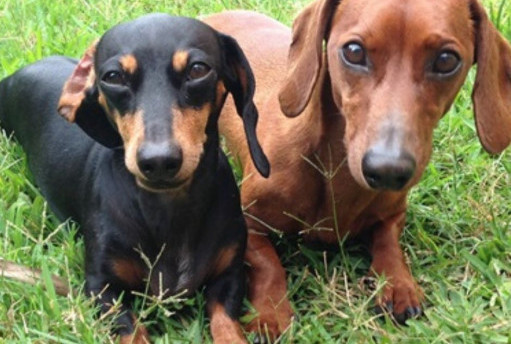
[104,132,221,244]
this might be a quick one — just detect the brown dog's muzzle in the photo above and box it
[361,124,417,191]
[362,147,416,191]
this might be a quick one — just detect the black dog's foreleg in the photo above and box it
[86,272,150,343]
[206,259,247,344]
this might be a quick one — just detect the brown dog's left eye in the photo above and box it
[341,42,367,67]
[188,63,211,80]
[433,51,461,75]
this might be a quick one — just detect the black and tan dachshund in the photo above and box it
[0,13,269,344]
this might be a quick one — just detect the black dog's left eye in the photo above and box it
[187,63,211,80]
[102,71,125,85]
[432,51,461,75]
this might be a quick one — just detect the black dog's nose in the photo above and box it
[362,150,416,191]
[137,143,183,181]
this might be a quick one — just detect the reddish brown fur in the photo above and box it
[205,0,511,338]
[216,82,227,109]
[208,303,247,344]
[119,316,151,344]
[98,92,109,112]
[114,110,146,183]
[57,41,97,122]
[171,105,210,184]
[212,245,238,278]
[244,232,292,335]
[112,258,146,288]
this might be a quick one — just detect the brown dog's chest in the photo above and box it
[305,171,407,244]
[244,108,407,243]
[244,151,407,244]
[291,161,407,244]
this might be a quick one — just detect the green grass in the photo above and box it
[0,0,510,343]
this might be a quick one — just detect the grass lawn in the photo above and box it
[0,0,510,343]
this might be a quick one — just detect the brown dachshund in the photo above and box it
[205,0,511,339]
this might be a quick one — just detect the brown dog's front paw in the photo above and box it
[245,301,293,343]
[375,278,423,324]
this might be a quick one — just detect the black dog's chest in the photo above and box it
[104,199,213,296]
[148,246,199,296]
[108,231,208,296]
[93,153,228,297]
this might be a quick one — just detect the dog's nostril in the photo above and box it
[395,175,411,187]
[365,172,381,186]
[165,160,180,173]
[140,162,155,175]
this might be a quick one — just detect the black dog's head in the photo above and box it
[58,14,269,192]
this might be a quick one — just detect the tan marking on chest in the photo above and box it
[212,245,238,277]
[111,258,146,287]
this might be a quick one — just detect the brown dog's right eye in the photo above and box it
[341,42,367,67]
[432,51,461,75]
[188,63,211,80]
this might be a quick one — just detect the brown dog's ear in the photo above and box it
[278,0,339,117]
[220,33,270,178]
[58,41,122,148]
[471,0,511,154]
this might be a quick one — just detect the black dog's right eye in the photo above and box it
[187,63,211,80]
[341,42,367,67]
[102,71,125,85]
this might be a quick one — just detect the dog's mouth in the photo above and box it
[136,177,189,193]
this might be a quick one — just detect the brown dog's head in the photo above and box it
[280,0,511,191]
[57,14,269,193]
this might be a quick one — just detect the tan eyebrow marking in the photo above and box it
[120,54,138,74]
[172,50,189,72]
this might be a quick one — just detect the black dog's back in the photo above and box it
[0,57,105,220]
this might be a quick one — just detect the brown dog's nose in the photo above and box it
[362,149,416,191]
[137,143,183,181]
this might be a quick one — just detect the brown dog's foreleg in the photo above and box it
[245,231,293,340]
[369,213,423,324]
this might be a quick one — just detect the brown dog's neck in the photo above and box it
[295,60,409,241]
[302,59,348,173]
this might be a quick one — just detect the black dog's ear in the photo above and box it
[219,33,270,178]
[58,42,122,148]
